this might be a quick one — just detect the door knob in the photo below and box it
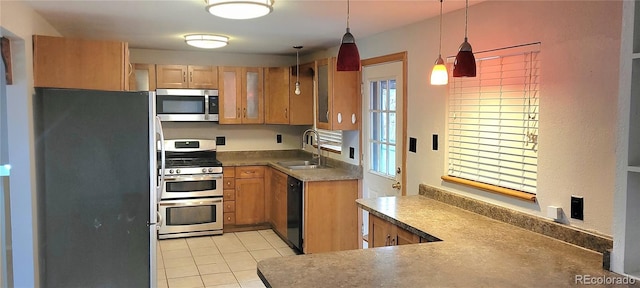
[392,182,401,190]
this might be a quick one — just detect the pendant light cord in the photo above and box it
[296,49,300,83]
[464,0,468,40]
[347,0,350,30]
[439,0,443,56]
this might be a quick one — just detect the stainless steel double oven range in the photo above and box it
[157,139,224,239]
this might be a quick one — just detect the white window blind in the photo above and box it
[317,129,342,152]
[448,50,539,194]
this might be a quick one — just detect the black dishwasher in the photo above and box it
[287,176,303,253]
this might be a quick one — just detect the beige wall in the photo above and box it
[353,0,621,236]
[0,1,61,287]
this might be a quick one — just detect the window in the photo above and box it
[447,49,539,194]
[369,79,397,178]
[316,129,342,153]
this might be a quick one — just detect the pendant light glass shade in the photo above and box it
[453,0,476,77]
[430,0,448,85]
[336,0,360,71]
[184,34,228,49]
[431,56,448,85]
[205,0,274,20]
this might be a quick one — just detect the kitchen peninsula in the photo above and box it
[257,194,628,287]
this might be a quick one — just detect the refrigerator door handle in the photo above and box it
[156,116,166,201]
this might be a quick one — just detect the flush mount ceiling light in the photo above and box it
[294,46,303,95]
[453,0,476,77]
[205,0,274,20]
[184,34,228,49]
[336,0,360,71]
[431,0,448,85]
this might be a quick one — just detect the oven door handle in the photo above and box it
[160,198,223,206]
[163,174,223,181]
[156,116,166,200]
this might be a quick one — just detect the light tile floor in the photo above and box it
[157,229,297,288]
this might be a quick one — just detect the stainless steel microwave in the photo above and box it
[156,89,219,122]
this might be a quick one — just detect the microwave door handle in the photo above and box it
[156,116,166,200]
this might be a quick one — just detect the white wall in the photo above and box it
[0,1,61,286]
[352,0,621,236]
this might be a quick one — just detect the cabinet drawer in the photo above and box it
[236,166,265,179]
[224,178,235,190]
[224,200,235,212]
[224,213,236,225]
[223,189,236,201]
[222,177,236,190]
[223,167,235,178]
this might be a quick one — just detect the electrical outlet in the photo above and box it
[276,134,282,143]
[349,147,355,159]
[409,137,417,153]
[571,196,584,220]
[216,136,226,146]
[432,134,438,151]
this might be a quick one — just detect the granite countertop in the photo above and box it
[258,195,631,287]
[217,154,361,182]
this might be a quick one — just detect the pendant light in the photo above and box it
[452,0,476,77]
[336,0,360,71]
[430,0,448,85]
[294,46,303,95]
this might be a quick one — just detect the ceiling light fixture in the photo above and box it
[294,46,303,95]
[184,34,228,49]
[430,0,448,85]
[336,0,360,71]
[205,0,274,20]
[453,0,476,77]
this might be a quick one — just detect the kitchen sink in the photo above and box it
[277,160,328,170]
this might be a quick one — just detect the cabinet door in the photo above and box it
[395,226,421,245]
[368,214,394,248]
[33,35,128,91]
[242,67,264,124]
[235,178,265,225]
[265,67,290,124]
[289,62,314,125]
[130,63,156,92]
[316,59,331,130]
[156,65,188,88]
[219,67,243,124]
[188,65,218,89]
[271,169,288,237]
[331,57,361,131]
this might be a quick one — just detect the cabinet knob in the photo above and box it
[183,72,186,82]
[284,108,288,119]
[237,107,240,118]
[189,71,193,82]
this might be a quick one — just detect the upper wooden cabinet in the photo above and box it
[316,57,361,131]
[156,65,218,89]
[265,63,314,125]
[219,67,264,124]
[33,35,130,91]
[129,63,156,91]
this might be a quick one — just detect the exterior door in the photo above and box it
[362,61,404,244]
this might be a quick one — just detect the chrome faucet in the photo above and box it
[302,128,322,166]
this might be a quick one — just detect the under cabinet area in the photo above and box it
[368,214,425,247]
[315,57,361,131]
[265,63,314,125]
[219,67,264,124]
[156,65,218,89]
[33,35,130,91]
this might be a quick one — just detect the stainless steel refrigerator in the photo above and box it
[34,88,160,287]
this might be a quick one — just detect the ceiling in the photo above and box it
[20,0,479,56]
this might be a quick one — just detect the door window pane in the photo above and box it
[368,78,397,178]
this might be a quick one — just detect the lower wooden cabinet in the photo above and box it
[304,180,359,254]
[235,166,266,225]
[369,214,423,247]
[269,168,288,237]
